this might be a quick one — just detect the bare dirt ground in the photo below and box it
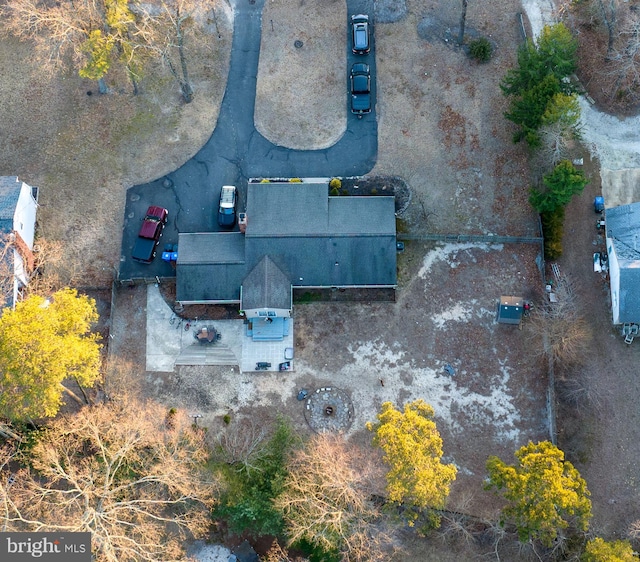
[4,0,640,558]
[255,0,347,149]
[110,242,548,560]
[0,4,232,287]
[555,152,640,542]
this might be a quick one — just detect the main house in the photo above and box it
[175,180,397,322]
[0,176,38,309]
[605,202,640,325]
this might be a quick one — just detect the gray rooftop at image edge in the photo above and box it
[0,177,23,221]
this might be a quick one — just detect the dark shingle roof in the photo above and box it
[246,182,328,236]
[176,232,245,302]
[241,256,291,310]
[177,232,245,264]
[606,203,640,322]
[175,181,397,303]
[0,177,22,223]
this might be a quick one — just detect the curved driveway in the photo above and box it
[120,0,377,280]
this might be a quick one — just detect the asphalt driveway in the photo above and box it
[119,0,378,281]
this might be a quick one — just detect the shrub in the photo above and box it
[329,178,342,190]
[213,417,296,536]
[223,414,231,425]
[260,178,270,183]
[541,207,565,260]
[468,37,492,62]
[371,188,378,195]
[330,187,340,196]
[290,178,302,183]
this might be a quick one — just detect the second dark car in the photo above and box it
[350,63,371,116]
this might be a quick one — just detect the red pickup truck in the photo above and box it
[132,205,168,263]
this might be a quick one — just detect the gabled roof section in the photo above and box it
[606,202,640,262]
[328,196,396,235]
[241,256,291,311]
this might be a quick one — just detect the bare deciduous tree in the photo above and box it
[0,0,147,92]
[596,0,619,57]
[276,433,396,562]
[0,399,216,561]
[458,0,468,46]
[608,12,640,100]
[212,417,269,472]
[135,0,206,102]
[528,277,592,366]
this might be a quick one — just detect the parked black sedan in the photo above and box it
[350,63,371,116]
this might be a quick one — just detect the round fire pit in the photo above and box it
[304,387,353,433]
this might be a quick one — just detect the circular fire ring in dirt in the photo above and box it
[304,387,353,433]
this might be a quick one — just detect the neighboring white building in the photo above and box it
[605,202,640,325]
[0,176,38,308]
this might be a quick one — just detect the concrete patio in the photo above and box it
[145,285,294,373]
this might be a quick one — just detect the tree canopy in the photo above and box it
[501,23,577,97]
[276,433,392,562]
[0,288,101,421]
[501,23,578,146]
[582,537,636,562]
[529,160,588,214]
[0,400,216,561]
[486,441,592,547]
[367,400,457,526]
[213,416,296,537]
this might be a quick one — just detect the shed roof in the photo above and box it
[497,296,524,325]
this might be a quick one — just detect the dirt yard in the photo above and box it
[0,3,233,287]
[3,0,640,558]
[109,240,549,559]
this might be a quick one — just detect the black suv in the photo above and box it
[351,14,370,54]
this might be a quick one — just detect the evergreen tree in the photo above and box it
[486,441,592,547]
[367,400,457,527]
[530,160,588,213]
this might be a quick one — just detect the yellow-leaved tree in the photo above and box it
[366,400,457,527]
[0,288,101,421]
[486,441,592,547]
[582,537,636,562]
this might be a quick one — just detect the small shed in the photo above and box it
[497,296,524,325]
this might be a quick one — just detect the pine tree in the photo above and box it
[486,441,592,547]
[367,400,457,527]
